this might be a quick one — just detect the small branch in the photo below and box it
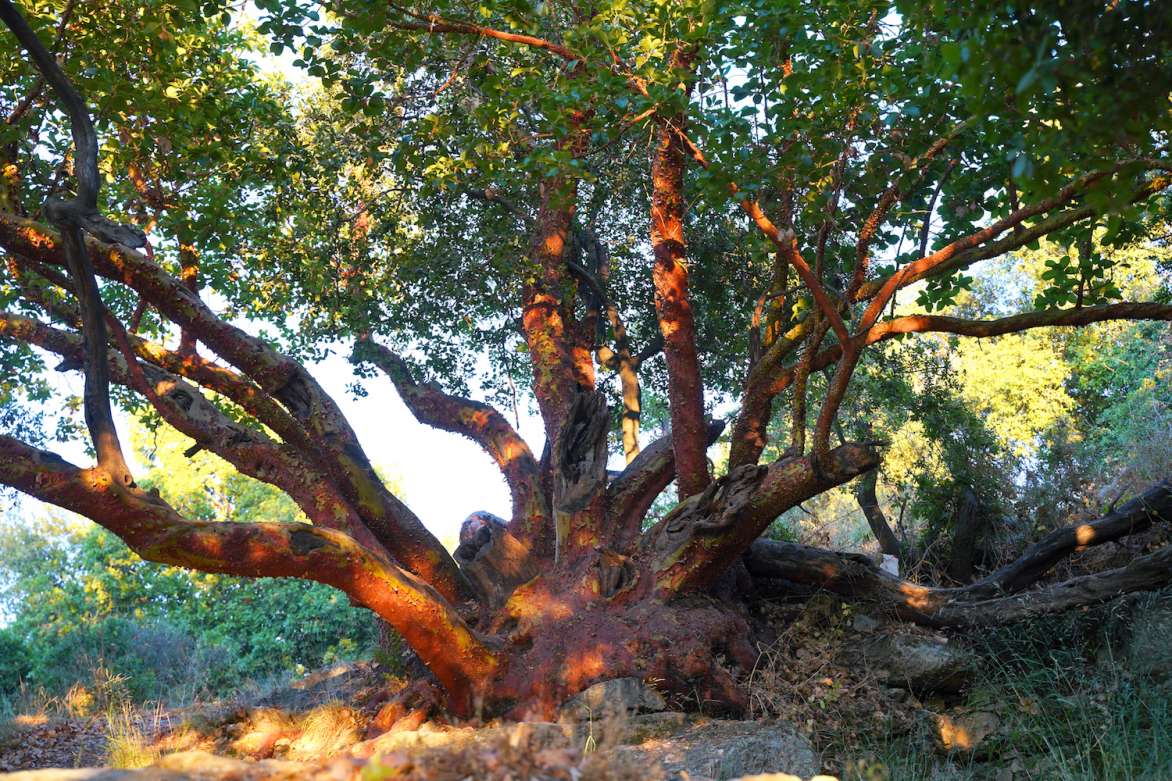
[919,159,958,258]
[387,3,582,61]
[856,167,1171,332]
[848,122,968,305]
[674,129,850,345]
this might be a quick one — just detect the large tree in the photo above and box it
[1,0,1171,718]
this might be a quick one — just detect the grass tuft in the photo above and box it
[103,702,160,769]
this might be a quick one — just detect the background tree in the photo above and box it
[1,0,1170,718]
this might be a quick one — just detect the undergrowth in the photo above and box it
[841,603,1172,781]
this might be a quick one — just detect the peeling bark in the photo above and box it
[607,419,726,545]
[553,392,610,561]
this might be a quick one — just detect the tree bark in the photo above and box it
[856,470,903,557]
[650,108,710,499]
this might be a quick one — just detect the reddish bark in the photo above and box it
[650,99,710,499]
[523,180,580,439]
[3,2,1172,723]
[353,336,547,534]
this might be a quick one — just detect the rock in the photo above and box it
[559,677,667,722]
[851,613,881,632]
[933,710,1001,755]
[611,719,818,780]
[622,712,690,743]
[862,631,976,693]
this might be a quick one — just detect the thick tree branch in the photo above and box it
[1,0,144,486]
[745,537,1172,627]
[352,335,547,532]
[745,478,1172,626]
[0,213,467,602]
[973,479,1171,595]
[651,59,709,498]
[552,391,609,561]
[0,310,383,553]
[607,419,726,545]
[644,443,880,594]
[0,434,497,713]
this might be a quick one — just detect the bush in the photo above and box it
[0,629,30,692]
[0,522,380,706]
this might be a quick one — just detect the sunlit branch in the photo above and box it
[730,300,1172,471]
[673,129,851,345]
[0,434,497,714]
[848,121,968,305]
[0,310,383,552]
[387,3,582,61]
[352,334,547,530]
[651,86,711,498]
[854,173,1171,306]
[856,168,1170,333]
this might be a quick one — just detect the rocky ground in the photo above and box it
[2,586,1169,781]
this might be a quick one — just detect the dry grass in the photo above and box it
[746,596,921,754]
[104,702,160,769]
[288,702,362,761]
